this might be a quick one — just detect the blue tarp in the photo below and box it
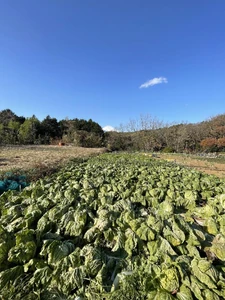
[0,173,29,195]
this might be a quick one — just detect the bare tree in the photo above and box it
[122,114,166,132]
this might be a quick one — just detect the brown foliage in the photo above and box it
[217,137,225,148]
[200,138,217,149]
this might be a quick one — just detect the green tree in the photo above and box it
[40,115,60,143]
[0,123,5,144]
[0,109,17,126]
[7,120,21,143]
[18,116,41,144]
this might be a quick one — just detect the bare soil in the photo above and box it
[1,146,225,180]
[158,153,225,179]
[0,145,105,172]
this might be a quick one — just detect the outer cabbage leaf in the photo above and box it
[0,242,10,265]
[8,229,37,264]
[216,194,225,209]
[147,290,175,300]
[204,217,218,235]
[159,236,177,256]
[191,259,217,289]
[124,228,138,256]
[202,289,220,300]
[40,240,75,266]
[8,241,37,264]
[163,219,185,246]
[136,224,155,241]
[176,284,193,300]
[210,234,225,261]
[0,265,24,290]
[190,275,204,300]
[28,266,52,288]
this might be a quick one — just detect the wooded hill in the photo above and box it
[1,109,225,152]
[0,109,104,147]
[106,114,225,153]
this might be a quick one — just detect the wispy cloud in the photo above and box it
[139,77,168,89]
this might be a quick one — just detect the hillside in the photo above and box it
[1,109,225,153]
[106,114,225,153]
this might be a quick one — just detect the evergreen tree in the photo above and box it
[40,115,61,143]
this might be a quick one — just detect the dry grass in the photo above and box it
[0,145,106,173]
[158,153,225,179]
[2,146,225,181]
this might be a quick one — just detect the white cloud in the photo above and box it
[139,77,168,89]
[103,125,116,132]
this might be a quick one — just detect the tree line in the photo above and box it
[106,113,225,153]
[0,109,104,147]
[1,109,225,152]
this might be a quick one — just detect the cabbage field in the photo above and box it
[1,154,225,299]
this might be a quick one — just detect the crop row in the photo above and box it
[0,154,225,299]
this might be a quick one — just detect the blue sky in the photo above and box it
[0,0,225,129]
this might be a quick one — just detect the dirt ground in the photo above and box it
[1,146,225,180]
[158,153,225,179]
[0,145,105,172]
